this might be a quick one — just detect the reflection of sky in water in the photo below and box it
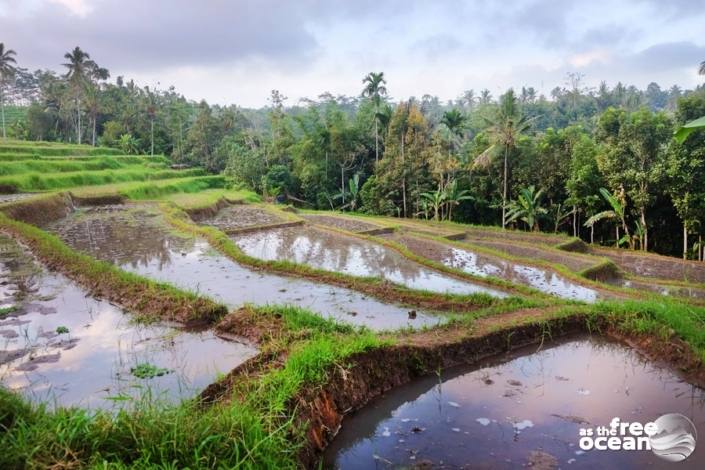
[48,205,440,331]
[233,226,507,297]
[0,262,256,410]
[128,241,441,331]
[325,336,705,469]
[443,246,599,302]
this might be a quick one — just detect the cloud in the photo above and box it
[0,0,322,71]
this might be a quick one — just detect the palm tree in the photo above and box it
[584,187,632,249]
[475,89,533,229]
[63,46,99,144]
[441,109,465,139]
[699,60,705,76]
[505,186,547,231]
[361,72,388,163]
[0,43,18,140]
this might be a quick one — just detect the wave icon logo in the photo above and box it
[649,413,698,462]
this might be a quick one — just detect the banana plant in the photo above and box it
[674,116,705,144]
[584,187,632,249]
[333,173,361,211]
[504,185,547,231]
[551,202,574,234]
[442,179,473,221]
[420,189,447,221]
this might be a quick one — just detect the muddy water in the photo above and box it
[47,205,437,330]
[0,193,34,205]
[324,336,705,469]
[444,246,600,302]
[232,225,507,297]
[0,234,256,409]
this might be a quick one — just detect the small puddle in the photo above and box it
[324,336,705,468]
[232,226,507,297]
[0,234,256,409]
[46,205,437,330]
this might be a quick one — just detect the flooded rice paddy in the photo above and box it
[231,225,508,297]
[388,234,601,302]
[324,336,705,469]
[0,234,256,409]
[46,205,439,330]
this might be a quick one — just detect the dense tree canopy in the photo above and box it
[3,44,705,259]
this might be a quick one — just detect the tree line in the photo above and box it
[1,44,705,259]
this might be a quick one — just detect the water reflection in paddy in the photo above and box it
[444,246,599,302]
[324,336,705,469]
[47,205,438,330]
[0,235,255,409]
[232,225,507,297]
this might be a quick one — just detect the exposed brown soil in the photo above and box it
[0,193,74,226]
[185,197,236,222]
[593,246,705,284]
[202,204,283,231]
[462,226,568,247]
[225,220,304,235]
[70,193,126,206]
[303,214,380,233]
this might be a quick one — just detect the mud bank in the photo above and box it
[289,313,705,467]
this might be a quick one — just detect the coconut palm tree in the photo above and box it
[441,109,465,137]
[699,60,705,76]
[63,46,101,144]
[0,43,18,140]
[505,186,547,231]
[475,89,534,229]
[361,72,387,163]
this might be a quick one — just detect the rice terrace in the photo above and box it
[2,1,705,468]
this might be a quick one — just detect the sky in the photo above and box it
[1,0,704,107]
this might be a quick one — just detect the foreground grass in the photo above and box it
[0,306,383,469]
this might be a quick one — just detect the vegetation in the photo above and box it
[3,45,705,258]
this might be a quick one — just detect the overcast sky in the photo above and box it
[1,0,704,107]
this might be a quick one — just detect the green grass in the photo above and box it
[0,140,122,156]
[0,159,170,176]
[0,168,204,192]
[590,297,705,362]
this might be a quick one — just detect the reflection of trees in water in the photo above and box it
[50,209,194,270]
[262,227,428,282]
